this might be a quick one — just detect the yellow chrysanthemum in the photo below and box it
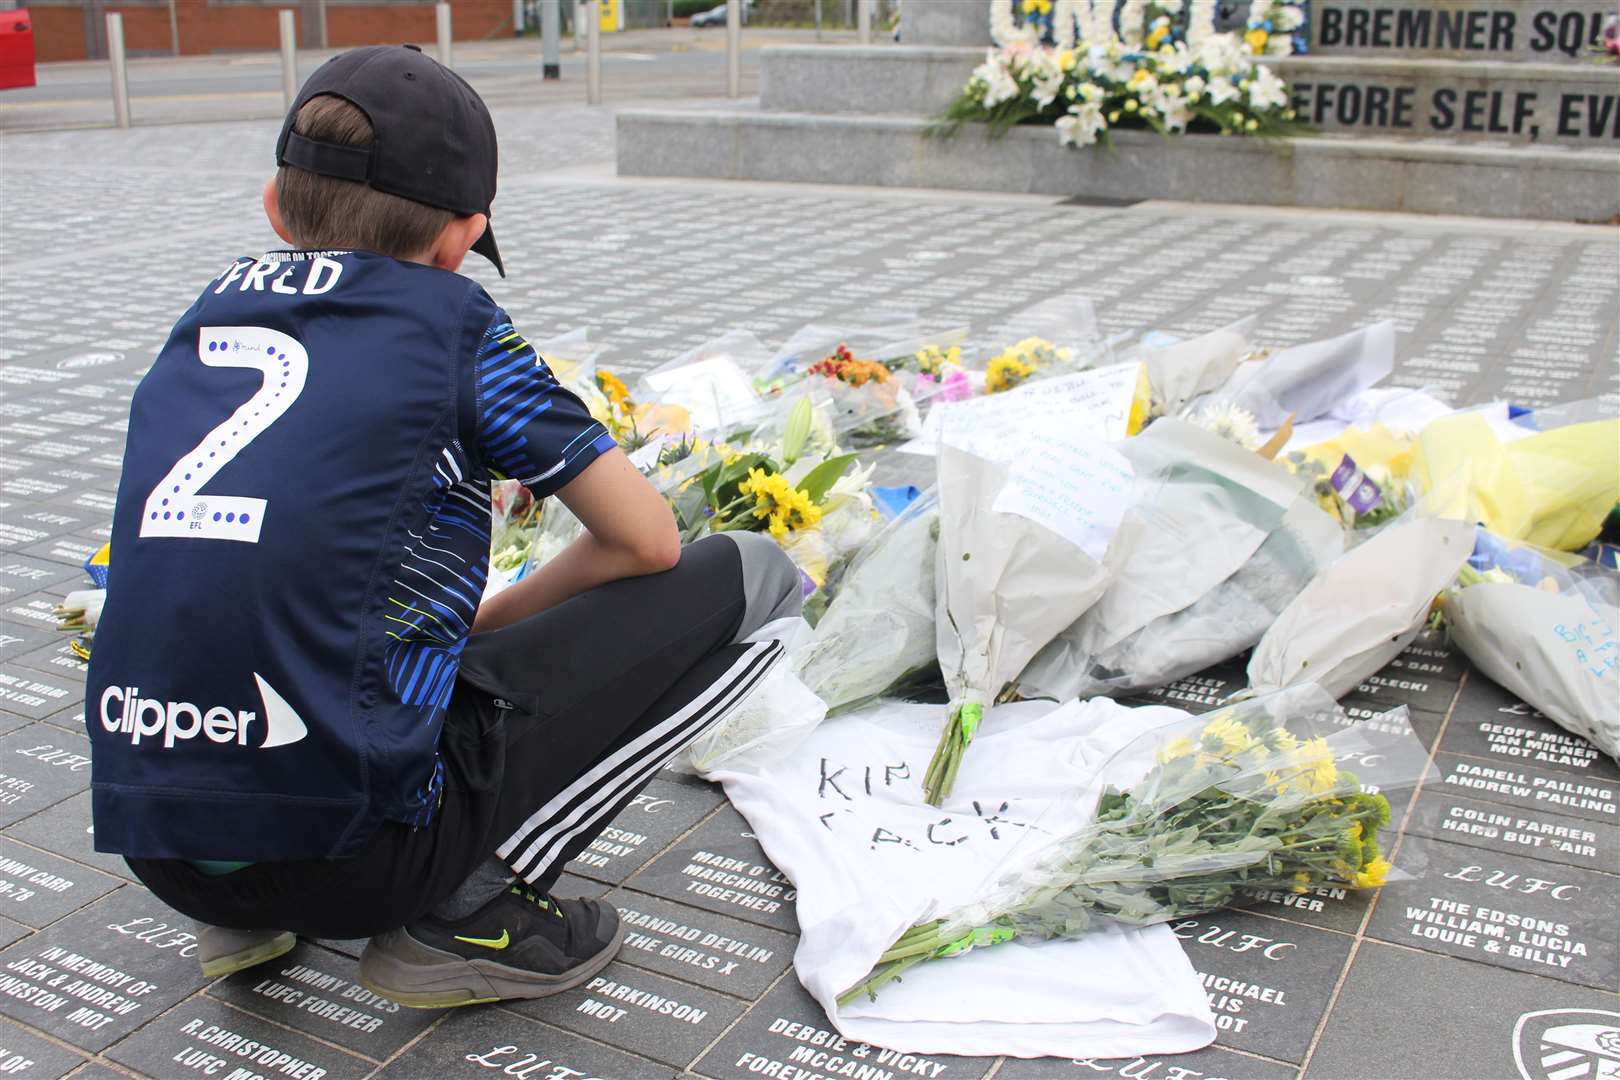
[1200,714,1254,757]
[1262,770,1285,791]
[987,355,1036,394]
[1021,0,1052,14]
[1295,736,1338,793]
[1291,871,1311,895]
[740,468,821,540]
[1058,49,1077,72]
[1351,856,1392,889]
[1265,727,1299,753]
[915,344,962,378]
[1245,27,1269,51]
[595,369,634,418]
[1146,23,1169,47]
[1156,735,1196,764]
[1347,821,1364,841]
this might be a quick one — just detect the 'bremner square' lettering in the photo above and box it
[1315,5,1608,58]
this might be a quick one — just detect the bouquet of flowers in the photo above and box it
[1442,529,1619,759]
[805,343,926,448]
[1247,514,1475,699]
[1210,321,1396,431]
[840,683,1430,1005]
[1021,418,1305,700]
[951,1,1310,149]
[793,491,942,713]
[925,426,1130,805]
[1135,314,1258,419]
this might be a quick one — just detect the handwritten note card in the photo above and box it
[913,362,1143,460]
[992,438,1133,559]
[641,354,764,433]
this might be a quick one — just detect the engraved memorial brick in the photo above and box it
[626,806,799,932]
[211,944,443,1062]
[511,960,743,1068]
[373,1004,664,1080]
[1171,911,1353,1063]
[106,997,370,1080]
[565,777,724,886]
[0,726,91,829]
[0,887,210,1051]
[1366,835,1617,989]
[0,837,119,929]
[693,976,997,1080]
[606,891,794,998]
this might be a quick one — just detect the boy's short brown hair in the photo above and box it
[275,94,454,258]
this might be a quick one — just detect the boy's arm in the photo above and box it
[472,447,679,633]
[466,313,679,634]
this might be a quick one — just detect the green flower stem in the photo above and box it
[835,952,931,1009]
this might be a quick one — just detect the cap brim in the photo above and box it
[472,223,505,277]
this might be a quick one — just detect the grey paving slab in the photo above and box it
[1429,750,1619,827]
[692,975,998,1080]
[1171,912,1354,1064]
[209,942,444,1063]
[1304,941,1620,1080]
[0,560,80,605]
[0,886,207,1052]
[567,777,727,886]
[14,538,102,573]
[2,792,131,883]
[0,917,27,952]
[8,642,90,684]
[0,838,120,930]
[1440,675,1620,782]
[0,726,91,829]
[0,1016,88,1079]
[607,890,796,1001]
[511,960,745,1069]
[1005,1045,1297,1080]
[625,805,799,934]
[1366,835,1618,990]
[1235,881,1373,938]
[105,997,371,1080]
[1406,787,1620,876]
[374,1004,670,1080]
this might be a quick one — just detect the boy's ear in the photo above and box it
[428,213,489,274]
[262,178,295,245]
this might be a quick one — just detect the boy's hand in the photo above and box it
[472,449,679,633]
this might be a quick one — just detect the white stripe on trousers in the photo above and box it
[497,639,782,883]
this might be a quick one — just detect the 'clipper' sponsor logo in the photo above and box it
[99,673,307,749]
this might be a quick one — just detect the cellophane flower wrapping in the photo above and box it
[929,432,1122,802]
[635,329,776,436]
[1247,513,1475,699]
[1060,493,1344,699]
[1442,529,1619,759]
[685,616,827,776]
[1135,314,1258,419]
[841,685,1435,1004]
[793,492,942,713]
[1209,321,1396,430]
[1020,418,1304,701]
[1413,410,1620,552]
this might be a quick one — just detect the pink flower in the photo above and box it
[937,368,974,403]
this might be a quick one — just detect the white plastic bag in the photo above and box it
[1247,515,1474,699]
[1222,321,1396,429]
[1442,533,1619,760]
[1022,419,1301,700]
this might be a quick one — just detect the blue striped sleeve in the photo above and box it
[474,317,615,498]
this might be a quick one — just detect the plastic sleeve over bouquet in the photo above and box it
[1136,314,1258,419]
[1442,532,1619,759]
[840,685,1436,1005]
[793,491,942,713]
[1247,514,1474,699]
[1021,418,1302,701]
[1058,494,1343,699]
[1220,321,1395,430]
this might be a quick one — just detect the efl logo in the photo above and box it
[99,674,307,749]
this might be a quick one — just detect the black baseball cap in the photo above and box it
[275,44,504,276]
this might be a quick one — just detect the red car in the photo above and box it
[0,8,36,90]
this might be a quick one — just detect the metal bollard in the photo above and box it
[106,12,130,128]
[436,3,453,68]
[574,0,585,52]
[857,0,870,44]
[279,10,298,110]
[317,0,329,49]
[725,0,740,98]
[541,0,561,79]
[585,0,602,104]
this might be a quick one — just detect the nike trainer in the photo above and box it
[197,926,297,978]
[357,885,621,1008]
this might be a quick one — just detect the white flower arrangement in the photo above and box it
[958,0,1307,149]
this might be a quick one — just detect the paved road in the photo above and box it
[0,28,866,130]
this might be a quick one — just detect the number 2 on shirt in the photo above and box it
[140,326,308,544]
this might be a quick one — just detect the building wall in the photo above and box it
[28,0,519,62]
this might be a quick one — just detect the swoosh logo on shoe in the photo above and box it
[453,930,510,950]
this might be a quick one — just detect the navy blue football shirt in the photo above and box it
[86,251,614,860]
